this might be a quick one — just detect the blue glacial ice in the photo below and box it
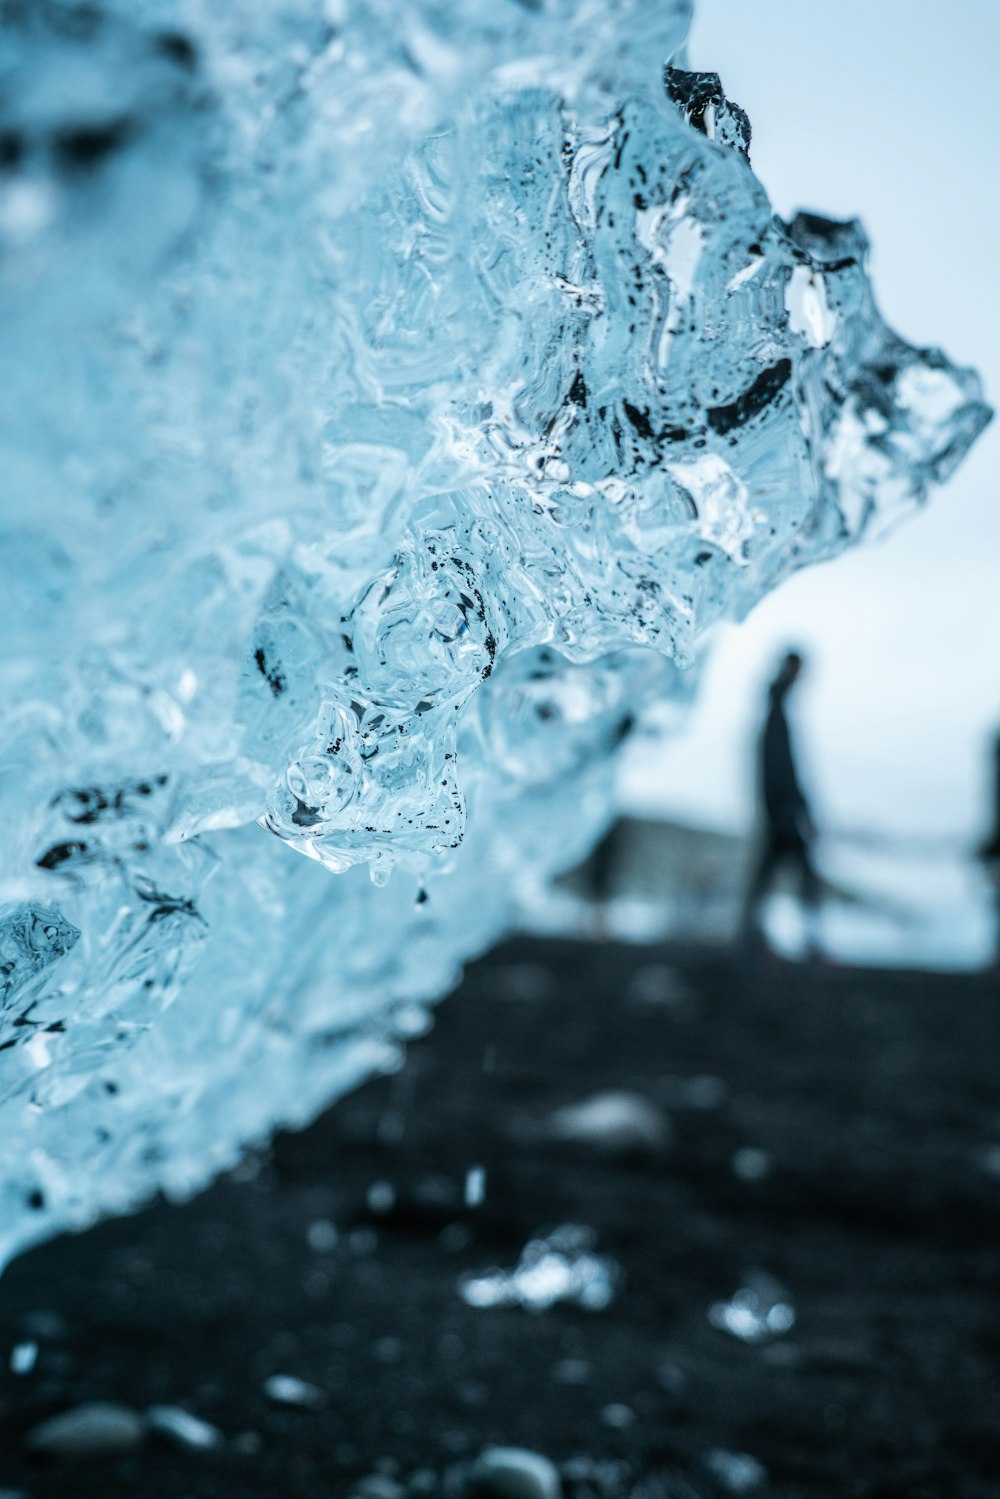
[0,0,990,1270]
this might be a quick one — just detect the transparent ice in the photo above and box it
[0,0,990,1270]
[703,1450,767,1495]
[708,1271,796,1344]
[459,1225,620,1313]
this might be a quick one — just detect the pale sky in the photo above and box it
[623,0,1000,842]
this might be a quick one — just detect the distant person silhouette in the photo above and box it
[741,650,821,955]
[977,731,1000,966]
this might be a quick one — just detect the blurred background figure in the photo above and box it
[741,650,821,957]
[977,731,1000,966]
[588,820,625,939]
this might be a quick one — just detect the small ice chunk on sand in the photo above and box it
[263,1374,326,1408]
[709,1272,795,1344]
[307,1218,339,1252]
[547,1091,670,1153]
[731,1147,772,1182]
[469,1446,561,1499]
[460,1225,620,1313]
[10,1341,37,1374]
[704,1449,767,1492]
[147,1404,223,1450]
[25,1402,145,1457]
[464,1166,487,1207]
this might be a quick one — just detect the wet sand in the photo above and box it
[1,939,998,1497]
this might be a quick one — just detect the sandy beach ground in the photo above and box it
[1,938,998,1497]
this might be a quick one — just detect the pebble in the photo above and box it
[703,1449,766,1493]
[468,1447,562,1499]
[547,1091,670,1153]
[24,1402,145,1458]
[232,1430,263,1455]
[350,1475,407,1499]
[20,1310,68,1341]
[263,1373,326,1408]
[682,1074,728,1110]
[10,1341,38,1375]
[409,1468,438,1494]
[464,1166,487,1207]
[655,1359,686,1393]
[147,1403,223,1450]
[731,1147,772,1183]
[560,1457,628,1490]
[439,1223,472,1254]
[414,1174,459,1208]
[367,1181,396,1214]
[306,1218,339,1252]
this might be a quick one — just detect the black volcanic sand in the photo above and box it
[1,939,999,1498]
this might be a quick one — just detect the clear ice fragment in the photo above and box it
[708,1272,796,1344]
[703,1450,767,1494]
[146,1405,223,1452]
[464,1166,487,1207]
[459,1225,621,1312]
[262,1374,326,1410]
[10,1341,38,1375]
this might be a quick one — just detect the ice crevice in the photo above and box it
[0,0,990,1270]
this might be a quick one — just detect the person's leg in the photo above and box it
[988,864,1000,968]
[739,836,779,943]
[798,841,823,959]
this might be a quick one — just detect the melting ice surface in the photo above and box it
[0,0,990,1270]
[460,1226,620,1313]
[708,1272,796,1344]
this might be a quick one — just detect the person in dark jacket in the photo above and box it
[741,650,821,951]
[977,732,1000,966]
[977,734,1000,863]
